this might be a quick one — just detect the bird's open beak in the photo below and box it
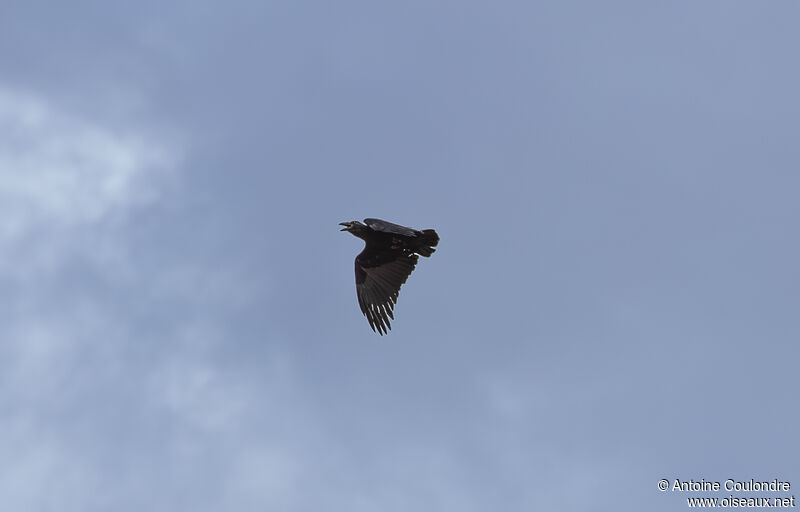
[339,222,350,231]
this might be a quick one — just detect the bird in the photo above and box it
[339,218,439,335]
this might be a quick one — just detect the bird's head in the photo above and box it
[339,220,365,233]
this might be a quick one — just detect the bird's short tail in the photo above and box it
[416,229,440,257]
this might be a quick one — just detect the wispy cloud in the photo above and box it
[0,86,182,510]
[0,83,183,376]
[0,85,322,512]
[0,87,175,235]
[0,86,179,284]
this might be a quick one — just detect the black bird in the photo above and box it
[340,218,439,335]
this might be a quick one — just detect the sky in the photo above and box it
[1,1,798,510]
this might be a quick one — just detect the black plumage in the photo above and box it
[339,218,439,335]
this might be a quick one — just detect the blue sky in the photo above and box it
[1,2,798,510]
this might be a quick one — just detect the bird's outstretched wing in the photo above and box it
[355,249,419,335]
[363,218,418,237]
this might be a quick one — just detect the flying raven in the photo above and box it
[339,218,439,335]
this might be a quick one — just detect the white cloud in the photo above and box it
[0,87,174,222]
[0,84,182,399]
[0,87,311,507]
[0,86,179,277]
[0,86,183,511]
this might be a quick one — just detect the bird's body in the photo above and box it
[340,218,439,335]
